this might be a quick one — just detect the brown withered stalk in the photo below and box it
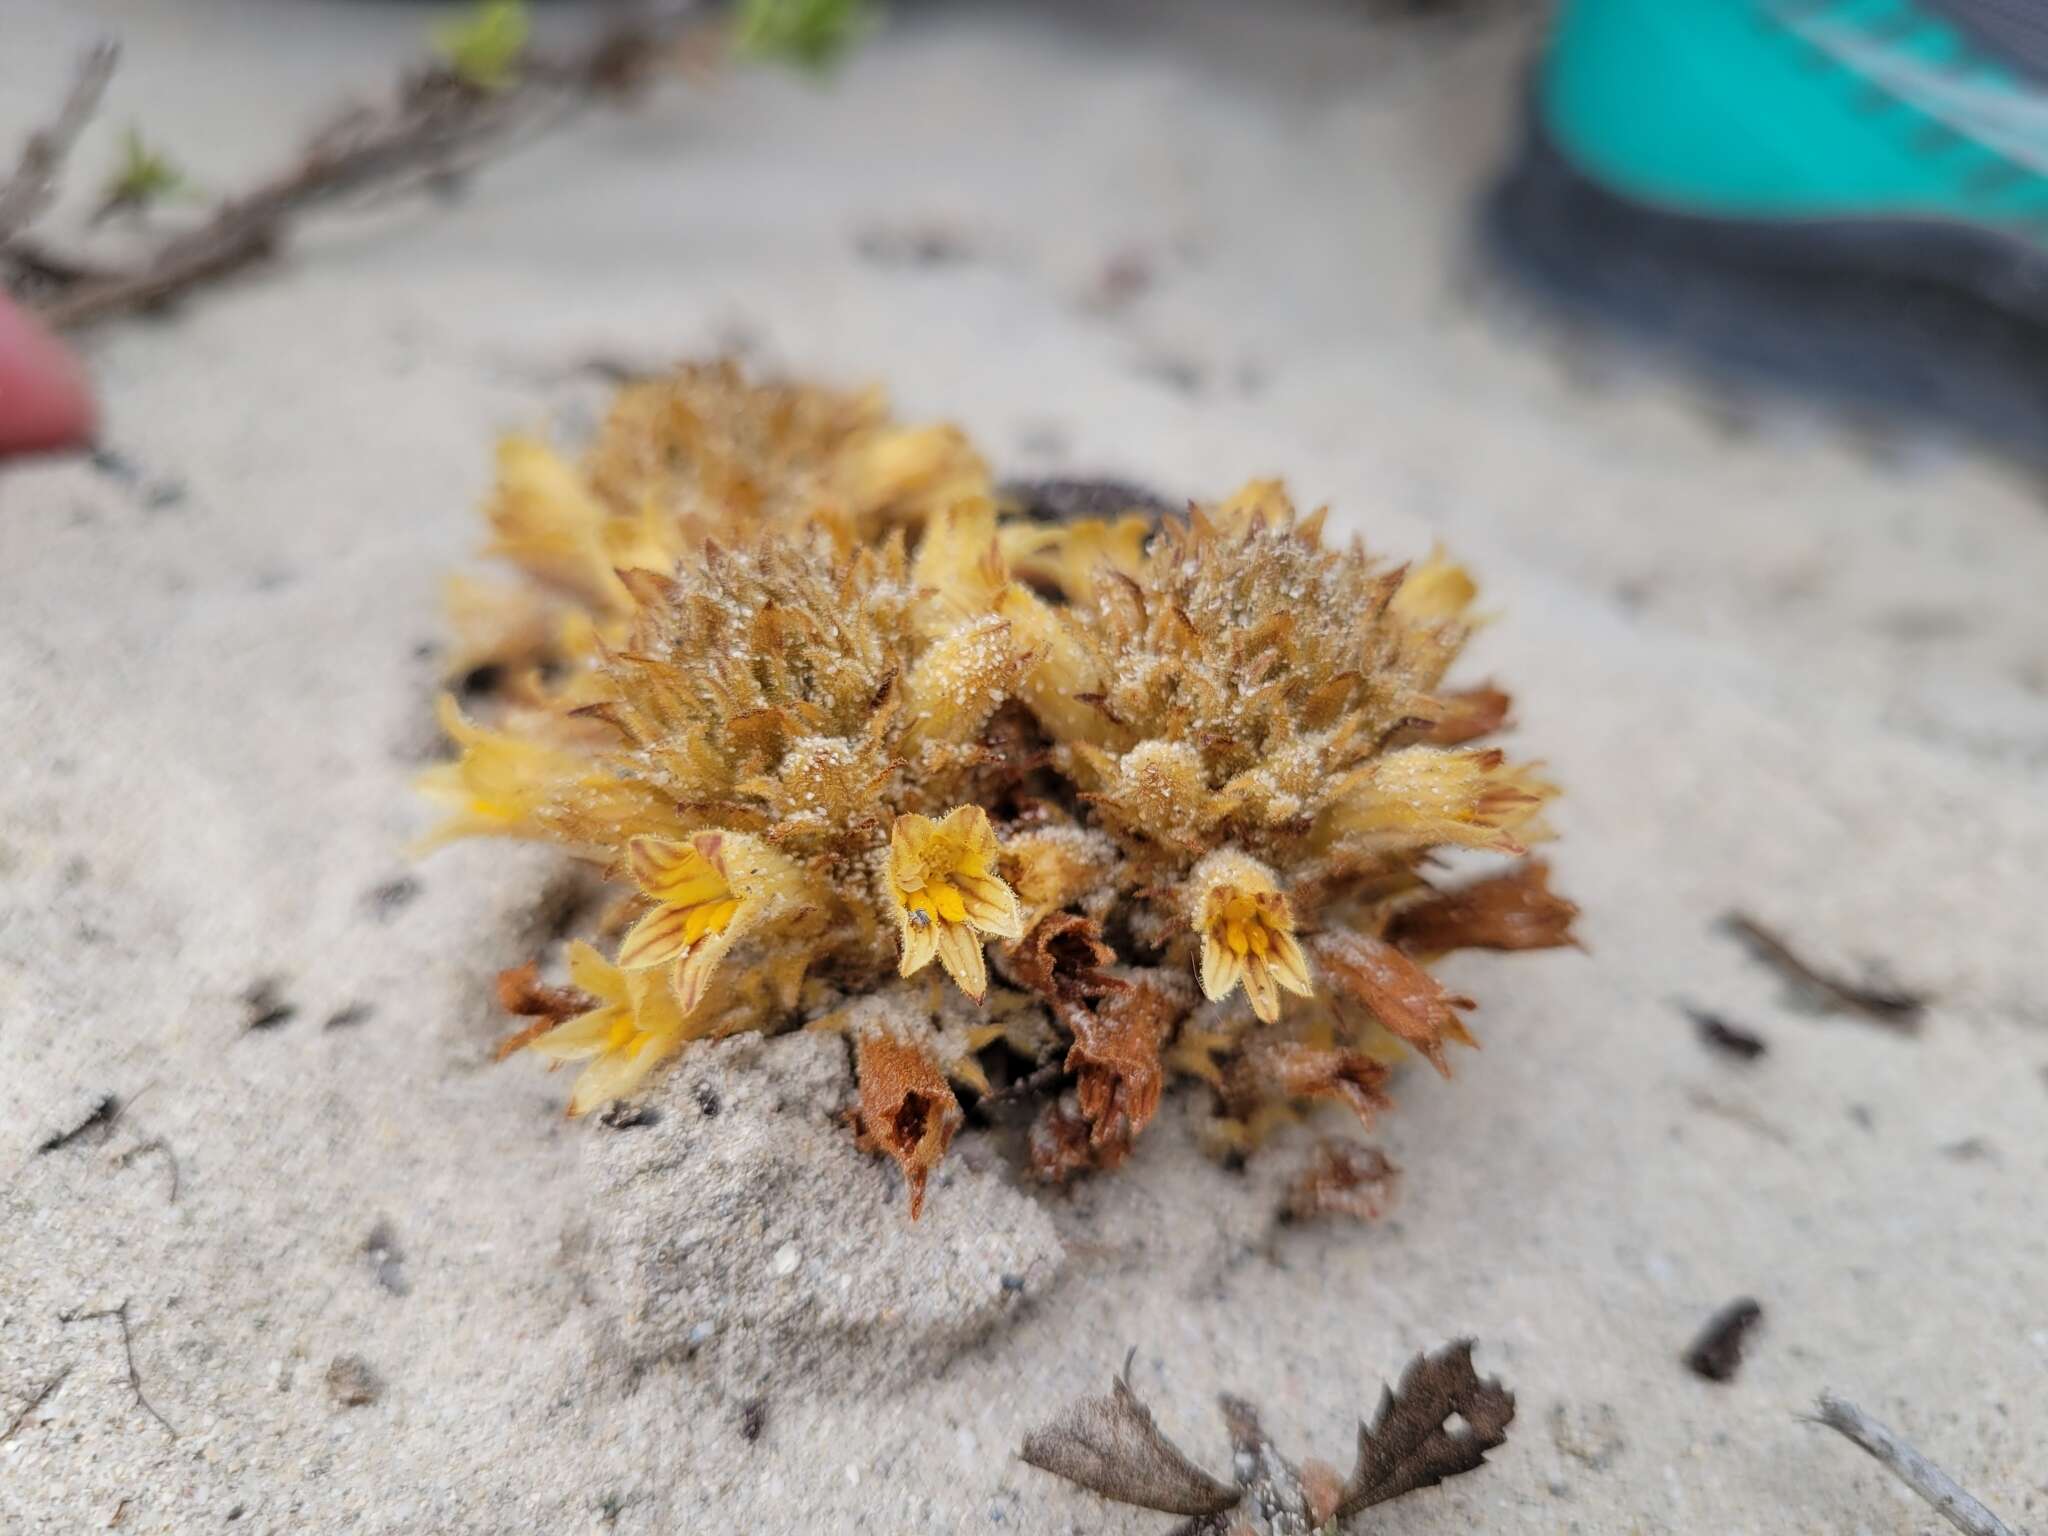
[1,6,703,331]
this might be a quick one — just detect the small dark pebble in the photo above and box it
[999,1272,1026,1294]
[1686,1007,1767,1062]
[362,1220,410,1297]
[242,977,297,1032]
[1847,1104,1875,1131]
[739,1397,767,1443]
[325,1354,382,1408]
[1939,1136,1997,1163]
[89,446,139,483]
[363,875,421,920]
[225,1505,244,1522]
[141,479,186,511]
[323,1003,374,1031]
[598,1100,658,1130]
[693,1082,721,1118]
[1683,1297,1763,1383]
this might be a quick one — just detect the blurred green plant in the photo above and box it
[732,0,879,73]
[98,125,187,219]
[434,0,531,91]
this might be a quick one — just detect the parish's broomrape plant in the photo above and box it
[423,363,1578,1214]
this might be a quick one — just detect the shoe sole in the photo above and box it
[1483,101,2048,458]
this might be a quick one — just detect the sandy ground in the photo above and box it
[4,2,2047,1532]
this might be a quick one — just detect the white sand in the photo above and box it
[4,2,2046,1531]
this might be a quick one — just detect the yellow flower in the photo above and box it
[523,942,694,1115]
[887,806,1025,1002]
[1190,850,1313,1024]
[616,832,799,1017]
[415,695,592,848]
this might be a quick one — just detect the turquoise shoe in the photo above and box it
[1489,0,2048,447]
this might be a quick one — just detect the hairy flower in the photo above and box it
[1189,850,1312,1024]
[616,832,814,1016]
[888,806,1025,1001]
[515,941,697,1115]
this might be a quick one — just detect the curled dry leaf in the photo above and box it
[1065,970,1181,1166]
[1234,1038,1394,1131]
[1282,1139,1402,1226]
[491,961,597,1058]
[1390,858,1580,957]
[1415,684,1512,746]
[852,1028,961,1219]
[1020,1340,1514,1531]
[1311,930,1477,1077]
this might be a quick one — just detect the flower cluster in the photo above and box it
[424,364,1576,1213]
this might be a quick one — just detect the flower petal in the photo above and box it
[1268,929,1314,997]
[566,1036,669,1116]
[934,921,988,1001]
[526,1004,625,1062]
[958,875,1024,941]
[674,927,737,1016]
[1199,934,1243,1003]
[898,917,939,978]
[617,904,694,971]
[628,834,730,907]
[1242,953,1281,1023]
[565,939,629,1006]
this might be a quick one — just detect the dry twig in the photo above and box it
[1720,913,1927,1031]
[1808,1393,2017,1536]
[0,44,119,243]
[0,1367,71,1447]
[58,1300,176,1439]
[4,9,703,331]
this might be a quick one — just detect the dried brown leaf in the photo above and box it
[1336,1339,1516,1517]
[491,962,597,1059]
[1312,930,1477,1077]
[1028,1094,1100,1184]
[1389,859,1579,957]
[1416,685,1512,746]
[1238,1039,1393,1130]
[1005,911,1122,1010]
[1282,1139,1402,1225]
[853,1029,962,1219]
[1019,1362,1241,1519]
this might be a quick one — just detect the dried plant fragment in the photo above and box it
[853,1026,962,1219]
[1720,913,1927,1032]
[1390,859,1579,956]
[1312,931,1476,1077]
[1281,1139,1402,1226]
[1334,1339,1516,1518]
[1415,684,1512,746]
[1683,1296,1763,1384]
[1021,1341,1514,1532]
[1810,1394,2019,1536]
[1019,1360,1241,1519]
[1064,970,1182,1165]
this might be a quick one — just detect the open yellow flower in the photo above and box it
[1190,850,1313,1024]
[616,832,798,1017]
[523,941,695,1115]
[887,806,1025,1002]
[415,695,594,849]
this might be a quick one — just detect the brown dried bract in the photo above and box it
[1390,858,1580,957]
[1065,971,1180,1166]
[1235,1039,1393,1130]
[1005,911,1122,1014]
[1416,684,1512,746]
[853,1029,962,1219]
[491,962,598,1059]
[1027,1094,1099,1184]
[1282,1139,1402,1226]
[1312,930,1477,1077]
